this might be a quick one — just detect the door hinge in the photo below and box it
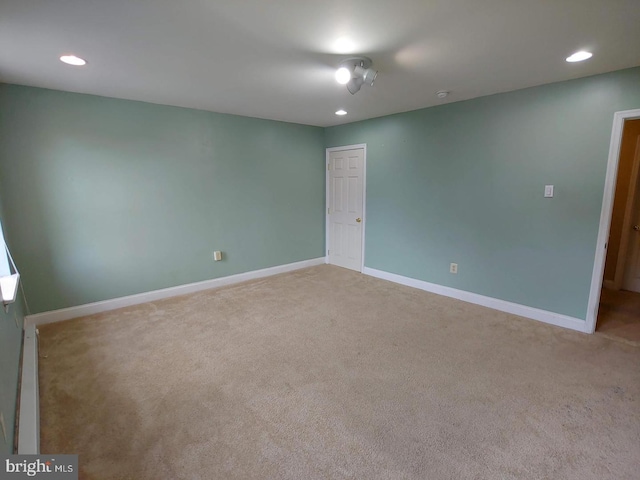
[327,207,330,214]
[327,250,330,255]
[327,163,330,171]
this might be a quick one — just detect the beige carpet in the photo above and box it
[39,265,640,480]
[597,288,640,345]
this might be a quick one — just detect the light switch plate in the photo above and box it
[544,185,554,198]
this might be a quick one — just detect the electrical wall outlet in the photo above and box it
[450,263,458,274]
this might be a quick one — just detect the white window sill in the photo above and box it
[1,273,19,306]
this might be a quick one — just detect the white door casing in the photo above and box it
[326,146,366,272]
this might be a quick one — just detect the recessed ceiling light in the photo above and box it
[566,51,592,63]
[436,90,450,99]
[60,55,87,66]
[335,110,347,116]
[335,67,351,85]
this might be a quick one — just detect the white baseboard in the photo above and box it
[25,257,325,327]
[363,267,589,333]
[18,325,39,454]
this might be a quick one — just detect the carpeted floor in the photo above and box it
[38,265,640,480]
[597,288,640,345]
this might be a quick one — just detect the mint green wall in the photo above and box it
[0,199,24,454]
[0,84,325,313]
[326,67,640,320]
[2,68,640,320]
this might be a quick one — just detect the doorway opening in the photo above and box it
[591,115,640,343]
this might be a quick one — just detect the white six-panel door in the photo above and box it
[328,148,364,271]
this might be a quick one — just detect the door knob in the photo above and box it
[634,225,640,231]
[356,218,362,223]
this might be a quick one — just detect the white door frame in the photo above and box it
[325,144,367,272]
[586,108,640,333]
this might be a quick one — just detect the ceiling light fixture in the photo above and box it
[335,110,347,116]
[60,55,87,66]
[566,51,592,63]
[436,90,450,99]
[335,57,378,95]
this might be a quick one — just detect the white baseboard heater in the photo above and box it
[18,324,39,454]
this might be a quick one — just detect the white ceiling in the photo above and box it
[1,0,639,127]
